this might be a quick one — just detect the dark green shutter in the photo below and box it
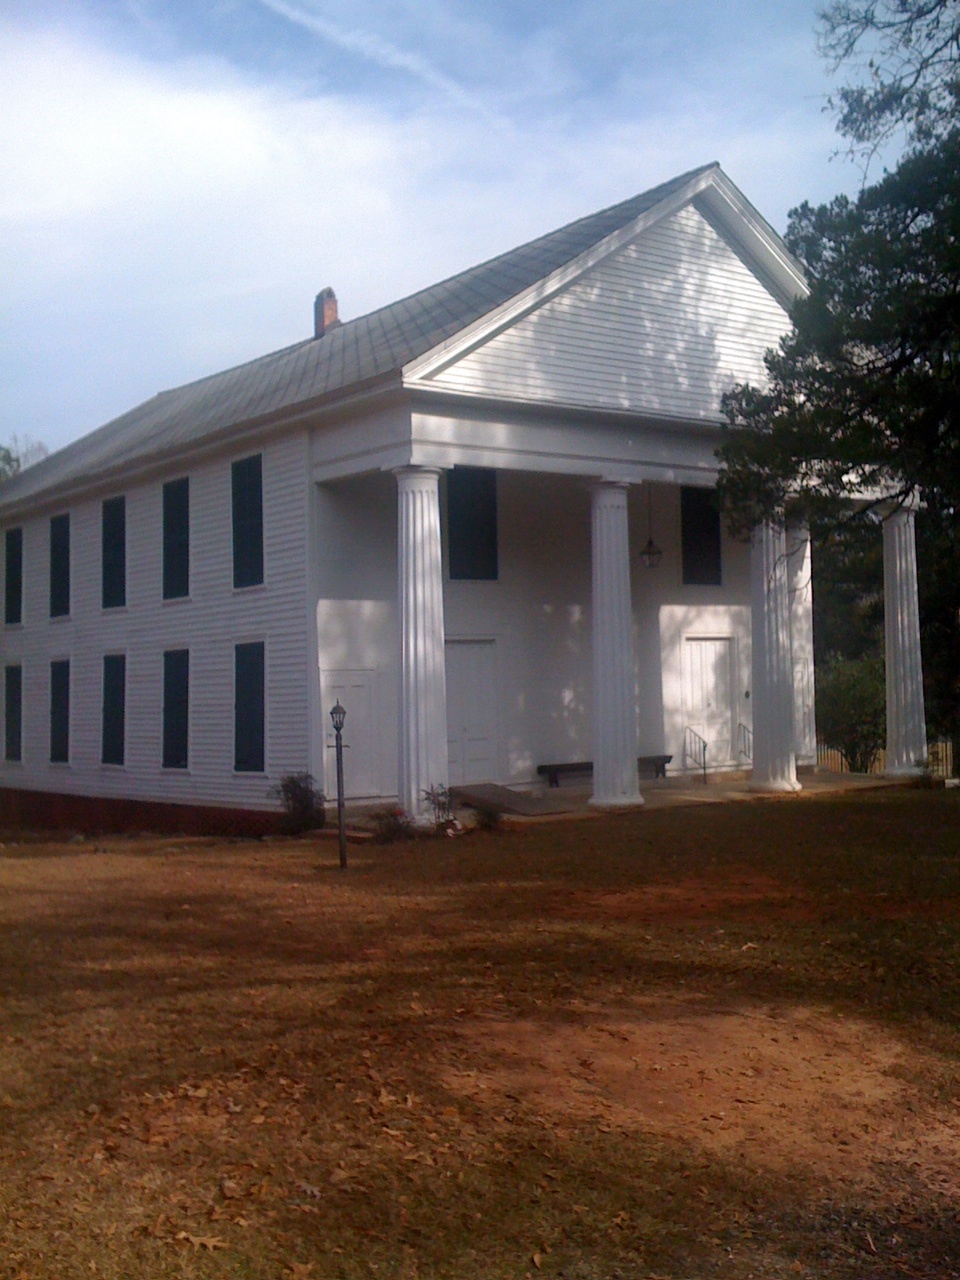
[49,514,70,617]
[101,497,126,609]
[5,528,22,625]
[231,456,264,589]
[234,641,265,772]
[162,478,190,599]
[162,649,189,769]
[680,487,722,586]
[50,659,69,763]
[101,654,125,766]
[447,467,498,581]
[5,665,22,762]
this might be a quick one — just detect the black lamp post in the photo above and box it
[330,701,347,869]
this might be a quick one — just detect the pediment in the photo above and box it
[405,200,794,423]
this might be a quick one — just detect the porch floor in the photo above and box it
[338,769,918,833]
[477,768,911,824]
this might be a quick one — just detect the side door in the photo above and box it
[682,637,734,766]
[445,640,497,785]
[320,669,379,798]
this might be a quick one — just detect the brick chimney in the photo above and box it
[314,287,340,338]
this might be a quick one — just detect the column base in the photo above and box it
[409,812,437,830]
[750,776,802,793]
[589,794,645,809]
[884,764,925,778]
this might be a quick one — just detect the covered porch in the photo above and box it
[313,450,927,822]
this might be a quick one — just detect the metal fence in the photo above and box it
[816,738,955,777]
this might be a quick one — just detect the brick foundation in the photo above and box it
[0,786,285,837]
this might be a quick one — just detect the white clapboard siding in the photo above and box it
[425,204,790,419]
[0,430,311,811]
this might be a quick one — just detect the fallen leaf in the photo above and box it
[175,1232,228,1252]
[531,1253,542,1269]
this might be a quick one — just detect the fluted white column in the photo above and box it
[590,482,642,807]
[396,467,448,821]
[750,521,800,791]
[787,522,817,767]
[883,506,927,774]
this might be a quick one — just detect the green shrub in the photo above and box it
[269,773,327,834]
[370,807,416,844]
[816,654,886,773]
[472,801,504,832]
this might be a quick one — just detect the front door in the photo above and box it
[445,640,497,786]
[682,637,734,767]
[321,669,379,798]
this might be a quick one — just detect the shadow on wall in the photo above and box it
[425,203,781,426]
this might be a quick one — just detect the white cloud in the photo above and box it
[254,0,493,117]
[0,14,859,451]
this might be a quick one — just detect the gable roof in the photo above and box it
[0,163,800,513]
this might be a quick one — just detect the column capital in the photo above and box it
[393,465,444,489]
[880,493,921,519]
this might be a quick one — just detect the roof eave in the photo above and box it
[0,372,404,521]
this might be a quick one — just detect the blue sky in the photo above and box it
[2,1,881,454]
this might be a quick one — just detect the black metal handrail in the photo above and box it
[683,726,708,783]
[737,722,753,762]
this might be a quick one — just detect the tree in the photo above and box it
[819,0,960,150]
[816,653,887,772]
[717,126,960,532]
[0,435,49,482]
[716,0,960,750]
[717,0,959,528]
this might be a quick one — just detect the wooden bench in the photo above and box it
[537,755,672,788]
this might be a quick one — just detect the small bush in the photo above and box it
[269,773,326,834]
[816,654,886,773]
[472,801,503,832]
[370,807,416,844]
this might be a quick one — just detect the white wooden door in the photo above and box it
[321,669,379,798]
[445,641,497,786]
[682,637,734,766]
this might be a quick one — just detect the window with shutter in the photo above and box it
[447,467,498,581]
[49,515,70,617]
[102,497,126,609]
[231,456,263,589]
[5,528,23,625]
[162,649,189,769]
[50,659,69,763]
[162,478,190,599]
[101,654,125,766]
[234,641,265,772]
[680,487,722,586]
[5,665,22,762]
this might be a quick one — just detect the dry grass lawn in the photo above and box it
[1,787,959,1279]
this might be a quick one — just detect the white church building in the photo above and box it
[0,164,927,829]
